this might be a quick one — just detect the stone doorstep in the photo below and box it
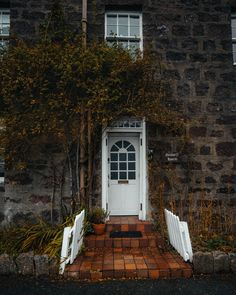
[105,222,153,233]
[65,248,193,280]
[84,233,166,249]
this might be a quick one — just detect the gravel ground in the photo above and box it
[0,275,236,295]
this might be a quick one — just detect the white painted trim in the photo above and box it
[102,130,108,215]
[102,119,147,220]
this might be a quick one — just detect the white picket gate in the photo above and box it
[164,209,193,262]
[59,209,85,274]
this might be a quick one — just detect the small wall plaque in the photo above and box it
[165,153,179,162]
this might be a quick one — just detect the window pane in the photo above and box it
[128,162,135,170]
[119,172,127,179]
[233,43,236,63]
[2,26,9,35]
[111,172,118,180]
[118,40,128,49]
[128,172,136,180]
[118,15,128,26]
[128,153,135,161]
[2,13,10,24]
[106,40,116,47]
[119,162,127,170]
[119,153,127,161]
[232,28,236,39]
[232,18,236,27]
[111,153,118,161]
[130,26,140,37]
[118,25,128,36]
[111,163,118,171]
[107,15,117,25]
[130,15,139,27]
[107,25,117,36]
[129,40,140,50]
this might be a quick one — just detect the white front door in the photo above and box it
[108,133,140,215]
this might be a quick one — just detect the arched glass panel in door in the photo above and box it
[110,140,136,180]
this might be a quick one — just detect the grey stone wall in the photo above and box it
[1,0,236,227]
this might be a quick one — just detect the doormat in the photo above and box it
[110,231,142,238]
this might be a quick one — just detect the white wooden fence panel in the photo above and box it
[164,209,193,262]
[59,209,85,274]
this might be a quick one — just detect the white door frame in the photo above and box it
[102,119,147,220]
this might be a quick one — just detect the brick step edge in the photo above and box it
[84,237,166,249]
[65,267,193,280]
[105,223,153,233]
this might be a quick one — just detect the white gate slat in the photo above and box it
[164,209,193,263]
[59,209,85,274]
[59,226,71,274]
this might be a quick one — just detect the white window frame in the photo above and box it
[105,11,143,52]
[232,12,236,65]
[0,8,10,48]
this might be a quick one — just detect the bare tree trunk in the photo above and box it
[82,0,87,49]
[79,109,86,207]
[59,159,66,221]
[87,111,93,209]
[75,135,80,206]
[79,0,88,208]
[51,165,56,224]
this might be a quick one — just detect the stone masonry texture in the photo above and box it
[0,0,236,227]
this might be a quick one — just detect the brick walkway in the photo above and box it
[65,217,193,280]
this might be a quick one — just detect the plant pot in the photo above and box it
[92,223,106,235]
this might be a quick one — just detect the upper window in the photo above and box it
[0,9,10,49]
[232,13,236,64]
[105,12,142,53]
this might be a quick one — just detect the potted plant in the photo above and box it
[87,207,109,235]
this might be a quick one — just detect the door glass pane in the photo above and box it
[128,162,135,170]
[123,141,130,148]
[111,145,119,151]
[111,172,118,180]
[119,153,126,161]
[111,163,118,171]
[119,162,127,170]
[111,153,118,161]
[120,172,127,179]
[128,153,135,161]
[127,144,135,151]
[116,141,122,148]
[128,172,136,180]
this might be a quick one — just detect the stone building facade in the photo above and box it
[0,0,236,228]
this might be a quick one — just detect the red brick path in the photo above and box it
[65,216,193,280]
